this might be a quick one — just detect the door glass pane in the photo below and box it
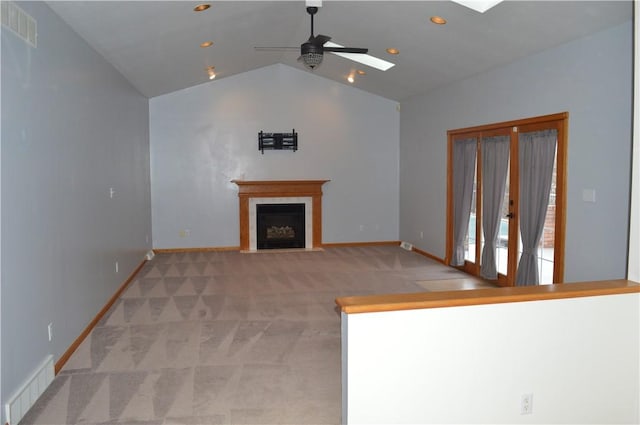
[496,159,510,276]
[538,145,557,284]
[465,160,478,263]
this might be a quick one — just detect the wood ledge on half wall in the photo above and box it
[335,279,640,314]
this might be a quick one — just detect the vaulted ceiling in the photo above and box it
[47,1,633,100]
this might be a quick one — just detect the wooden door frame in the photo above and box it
[445,112,568,285]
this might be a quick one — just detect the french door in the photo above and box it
[446,113,567,286]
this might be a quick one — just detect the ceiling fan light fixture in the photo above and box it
[301,41,323,69]
[302,52,323,69]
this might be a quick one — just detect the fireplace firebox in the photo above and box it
[256,203,305,249]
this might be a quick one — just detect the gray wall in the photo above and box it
[399,22,633,282]
[150,64,399,249]
[1,2,151,415]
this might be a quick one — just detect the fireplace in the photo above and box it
[231,180,329,252]
[257,203,305,249]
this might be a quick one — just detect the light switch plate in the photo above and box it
[582,189,596,203]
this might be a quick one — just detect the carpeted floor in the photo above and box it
[20,245,484,425]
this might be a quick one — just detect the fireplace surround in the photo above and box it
[232,180,329,251]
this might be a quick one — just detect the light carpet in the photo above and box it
[20,246,477,425]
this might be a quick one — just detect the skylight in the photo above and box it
[451,0,504,13]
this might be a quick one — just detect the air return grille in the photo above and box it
[400,241,413,251]
[4,355,54,425]
[1,1,37,47]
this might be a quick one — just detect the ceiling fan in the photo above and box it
[255,6,394,71]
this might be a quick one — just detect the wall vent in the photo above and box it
[1,1,37,48]
[4,355,54,425]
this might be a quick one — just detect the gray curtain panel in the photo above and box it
[451,138,477,266]
[480,135,510,279]
[516,129,557,285]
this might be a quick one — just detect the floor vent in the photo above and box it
[5,355,54,425]
[1,1,37,48]
[400,241,413,251]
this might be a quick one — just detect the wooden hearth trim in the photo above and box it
[231,180,329,251]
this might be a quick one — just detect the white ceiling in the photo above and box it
[47,1,633,101]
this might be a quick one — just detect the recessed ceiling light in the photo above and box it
[386,48,399,55]
[356,70,366,75]
[430,16,447,25]
[347,75,355,83]
[200,41,214,48]
[207,66,216,80]
[193,4,210,12]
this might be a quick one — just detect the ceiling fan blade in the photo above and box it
[254,47,299,51]
[323,47,368,54]
[314,34,332,46]
[324,41,395,71]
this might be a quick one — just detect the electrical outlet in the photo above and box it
[420,231,424,239]
[47,323,53,342]
[109,187,115,199]
[115,261,119,273]
[359,225,364,231]
[521,393,533,415]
